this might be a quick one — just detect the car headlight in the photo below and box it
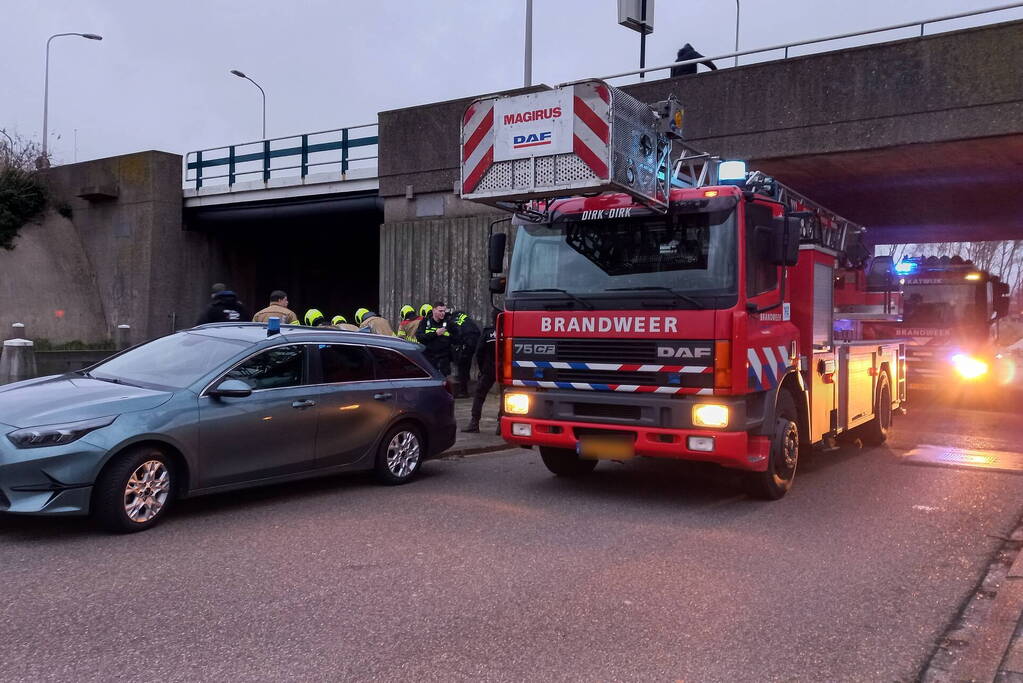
[951,354,988,381]
[504,392,530,415]
[692,404,729,428]
[6,415,116,449]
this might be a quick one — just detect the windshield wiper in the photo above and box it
[605,286,707,309]
[512,288,594,310]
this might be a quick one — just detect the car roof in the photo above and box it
[187,323,422,351]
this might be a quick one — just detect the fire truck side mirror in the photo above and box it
[994,281,1011,318]
[489,276,507,294]
[772,214,802,267]
[488,233,507,274]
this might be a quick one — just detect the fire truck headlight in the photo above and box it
[951,354,988,381]
[504,392,531,415]
[693,404,729,428]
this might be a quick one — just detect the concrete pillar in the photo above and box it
[0,338,37,385]
[116,325,131,351]
[9,322,25,340]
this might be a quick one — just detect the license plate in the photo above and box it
[578,435,635,460]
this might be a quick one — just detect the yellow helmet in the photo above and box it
[303,308,324,326]
[331,315,346,326]
[400,304,415,320]
[419,303,433,318]
[355,307,370,324]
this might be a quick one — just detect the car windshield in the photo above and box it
[903,282,985,325]
[507,209,737,303]
[88,332,248,390]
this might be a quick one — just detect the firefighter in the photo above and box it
[196,289,249,325]
[355,308,396,336]
[462,321,498,433]
[397,305,423,340]
[303,308,328,327]
[331,315,360,332]
[449,309,482,398]
[416,301,453,376]
[419,303,433,319]
[253,290,297,325]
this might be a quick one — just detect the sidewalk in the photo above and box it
[444,392,508,457]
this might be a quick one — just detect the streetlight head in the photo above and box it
[230,69,246,78]
[81,33,103,40]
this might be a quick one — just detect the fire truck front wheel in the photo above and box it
[539,447,599,477]
[744,392,800,500]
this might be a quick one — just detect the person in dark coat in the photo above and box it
[416,301,454,377]
[449,310,482,398]
[462,323,498,434]
[670,43,718,77]
[196,290,249,325]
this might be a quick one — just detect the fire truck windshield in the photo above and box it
[507,209,737,308]
[902,282,986,325]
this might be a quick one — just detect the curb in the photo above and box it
[440,442,514,458]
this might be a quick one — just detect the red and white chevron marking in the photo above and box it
[461,99,495,195]
[571,81,611,179]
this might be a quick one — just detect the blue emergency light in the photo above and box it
[719,160,748,185]
[267,316,281,336]
[894,260,917,275]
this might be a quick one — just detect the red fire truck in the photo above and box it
[856,256,1012,394]
[460,80,905,498]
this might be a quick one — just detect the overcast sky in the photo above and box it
[3,0,1020,165]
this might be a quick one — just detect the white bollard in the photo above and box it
[0,338,37,385]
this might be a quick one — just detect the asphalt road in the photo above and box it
[2,405,1023,682]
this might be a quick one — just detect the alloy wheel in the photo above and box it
[123,460,170,523]
[386,431,421,478]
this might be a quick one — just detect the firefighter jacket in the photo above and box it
[335,323,360,332]
[253,303,297,324]
[398,317,423,340]
[360,315,396,336]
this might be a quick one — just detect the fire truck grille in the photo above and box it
[554,339,659,363]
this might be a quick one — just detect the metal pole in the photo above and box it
[734,0,740,67]
[524,0,533,87]
[639,0,647,79]
[42,33,101,164]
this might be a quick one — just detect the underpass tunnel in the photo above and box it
[185,192,383,323]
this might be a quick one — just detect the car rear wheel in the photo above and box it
[93,447,175,533]
[374,425,424,485]
[539,447,598,477]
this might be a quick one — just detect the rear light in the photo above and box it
[714,340,731,390]
[443,378,454,396]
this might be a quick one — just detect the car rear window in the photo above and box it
[319,344,375,383]
[370,347,431,380]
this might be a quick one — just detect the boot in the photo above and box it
[494,420,502,436]
[461,419,480,433]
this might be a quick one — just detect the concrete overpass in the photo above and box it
[3,14,1021,345]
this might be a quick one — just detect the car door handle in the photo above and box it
[373,393,393,401]
[292,399,316,409]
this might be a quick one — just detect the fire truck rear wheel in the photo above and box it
[539,447,598,477]
[861,373,892,447]
[745,391,800,500]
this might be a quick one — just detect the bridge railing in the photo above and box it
[185,123,377,190]
[595,1,1023,82]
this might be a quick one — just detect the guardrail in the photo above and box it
[594,1,1023,82]
[185,123,377,190]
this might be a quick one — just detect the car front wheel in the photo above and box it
[93,447,175,533]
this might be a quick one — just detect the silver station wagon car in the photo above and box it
[0,323,456,532]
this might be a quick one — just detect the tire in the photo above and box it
[861,372,893,447]
[539,447,598,477]
[374,424,424,485]
[93,446,176,533]
[745,391,800,500]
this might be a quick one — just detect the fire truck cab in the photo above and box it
[460,80,905,498]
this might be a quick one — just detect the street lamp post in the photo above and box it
[734,0,741,67]
[230,69,267,140]
[523,0,533,87]
[43,32,102,164]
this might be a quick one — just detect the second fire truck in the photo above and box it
[460,80,905,498]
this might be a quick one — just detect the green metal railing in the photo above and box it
[185,124,377,189]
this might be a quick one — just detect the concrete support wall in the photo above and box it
[0,151,221,345]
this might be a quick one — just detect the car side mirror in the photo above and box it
[208,379,253,398]
[488,233,507,274]
[489,275,507,294]
[775,211,806,267]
